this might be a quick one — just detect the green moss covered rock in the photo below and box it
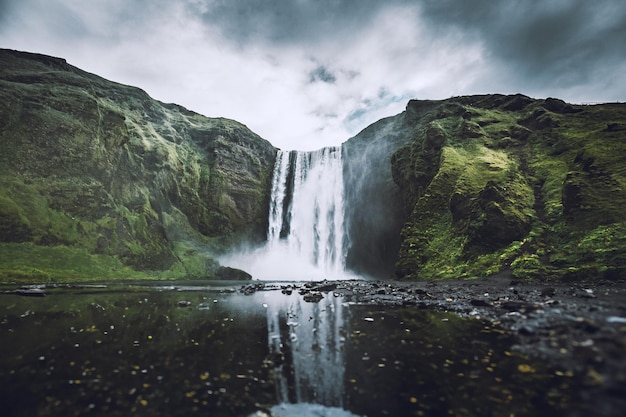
[392,94,626,281]
[0,49,276,283]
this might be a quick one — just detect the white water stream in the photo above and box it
[223,147,355,280]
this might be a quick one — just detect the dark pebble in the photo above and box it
[470,299,492,307]
[501,301,528,312]
[16,288,46,297]
[302,292,324,303]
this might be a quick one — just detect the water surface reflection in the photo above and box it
[0,283,580,416]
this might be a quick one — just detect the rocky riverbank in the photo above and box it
[241,275,626,417]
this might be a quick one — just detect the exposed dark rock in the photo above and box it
[302,291,324,303]
[470,298,491,307]
[240,282,266,295]
[502,94,534,111]
[519,108,561,130]
[540,287,556,297]
[215,266,252,281]
[606,122,626,132]
[500,300,528,312]
[306,281,338,292]
[0,49,276,282]
[460,120,484,138]
[542,97,581,114]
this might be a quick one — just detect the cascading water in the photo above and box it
[223,146,353,280]
[268,147,347,273]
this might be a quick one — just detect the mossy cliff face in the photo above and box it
[0,49,276,282]
[391,95,626,280]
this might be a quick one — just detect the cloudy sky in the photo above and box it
[1,0,625,150]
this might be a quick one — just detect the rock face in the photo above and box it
[342,105,438,277]
[0,49,276,282]
[390,95,626,280]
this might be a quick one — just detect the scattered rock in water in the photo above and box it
[311,281,338,292]
[177,300,192,308]
[240,283,266,295]
[302,291,324,303]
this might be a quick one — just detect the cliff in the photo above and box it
[0,49,276,282]
[390,95,626,280]
[342,112,420,277]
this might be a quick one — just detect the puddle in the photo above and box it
[0,283,582,416]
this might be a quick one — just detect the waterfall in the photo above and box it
[220,146,353,280]
[268,147,348,273]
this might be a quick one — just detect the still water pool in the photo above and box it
[0,282,581,417]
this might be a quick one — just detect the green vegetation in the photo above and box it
[0,243,146,283]
[2,49,624,283]
[0,49,276,283]
[393,95,626,281]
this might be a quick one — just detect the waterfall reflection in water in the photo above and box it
[0,284,593,417]
[262,292,363,417]
[266,293,345,404]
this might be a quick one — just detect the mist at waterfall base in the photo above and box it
[222,147,361,281]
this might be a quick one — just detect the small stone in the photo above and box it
[518,326,534,335]
[470,299,492,307]
[302,292,323,303]
[177,300,192,307]
[607,316,626,324]
[16,288,46,297]
[501,301,531,312]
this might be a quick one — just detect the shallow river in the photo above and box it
[0,282,582,417]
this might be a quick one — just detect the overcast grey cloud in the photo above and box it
[1,0,624,150]
[419,0,626,88]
